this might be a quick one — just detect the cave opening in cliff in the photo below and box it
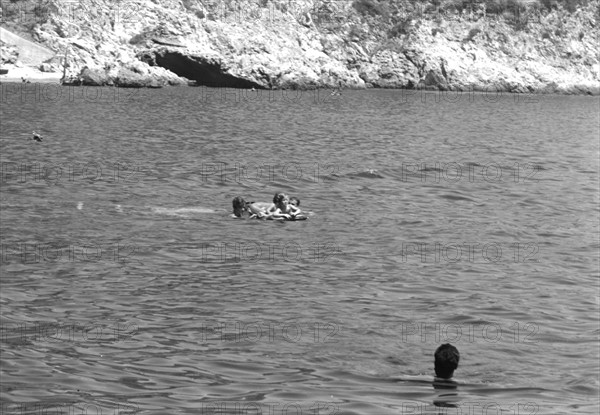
[142,50,262,89]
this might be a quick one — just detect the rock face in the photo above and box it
[70,61,185,87]
[3,0,599,93]
[0,26,55,65]
[0,42,19,65]
[138,47,263,88]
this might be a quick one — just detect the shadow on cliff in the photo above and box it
[140,48,263,89]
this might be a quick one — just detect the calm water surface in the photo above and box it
[1,86,599,414]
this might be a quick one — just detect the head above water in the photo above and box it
[273,192,289,207]
[289,197,300,207]
[232,196,247,217]
[434,343,460,379]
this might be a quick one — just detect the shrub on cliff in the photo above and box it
[1,0,52,40]
[129,33,147,46]
[388,18,415,37]
[353,0,391,19]
[465,27,483,41]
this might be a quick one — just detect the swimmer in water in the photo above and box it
[248,201,271,219]
[265,192,294,220]
[288,196,302,217]
[392,343,460,383]
[433,343,459,387]
[391,343,460,407]
[31,131,43,142]
[231,196,270,219]
[432,343,460,408]
[232,196,249,218]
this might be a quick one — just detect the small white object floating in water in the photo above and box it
[77,202,83,210]
[115,204,123,213]
[31,131,43,142]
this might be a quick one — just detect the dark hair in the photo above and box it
[232,196,246,217]
[289,197,300,206]
[434,343,460,379]
[273,192,288,205]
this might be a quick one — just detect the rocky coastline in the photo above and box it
[1,0,598,94]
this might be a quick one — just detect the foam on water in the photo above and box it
[152,207,219,217]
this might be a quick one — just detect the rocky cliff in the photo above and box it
[1,0,599,93]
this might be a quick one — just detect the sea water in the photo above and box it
[0,85,598,414]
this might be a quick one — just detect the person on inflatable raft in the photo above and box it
[232,192,304,220]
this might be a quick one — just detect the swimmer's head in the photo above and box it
[273,192,289,207]
[289,197,300,207]
[232,196,247,217]
[434,343,460,379]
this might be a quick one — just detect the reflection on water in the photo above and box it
[0,86,598,414]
